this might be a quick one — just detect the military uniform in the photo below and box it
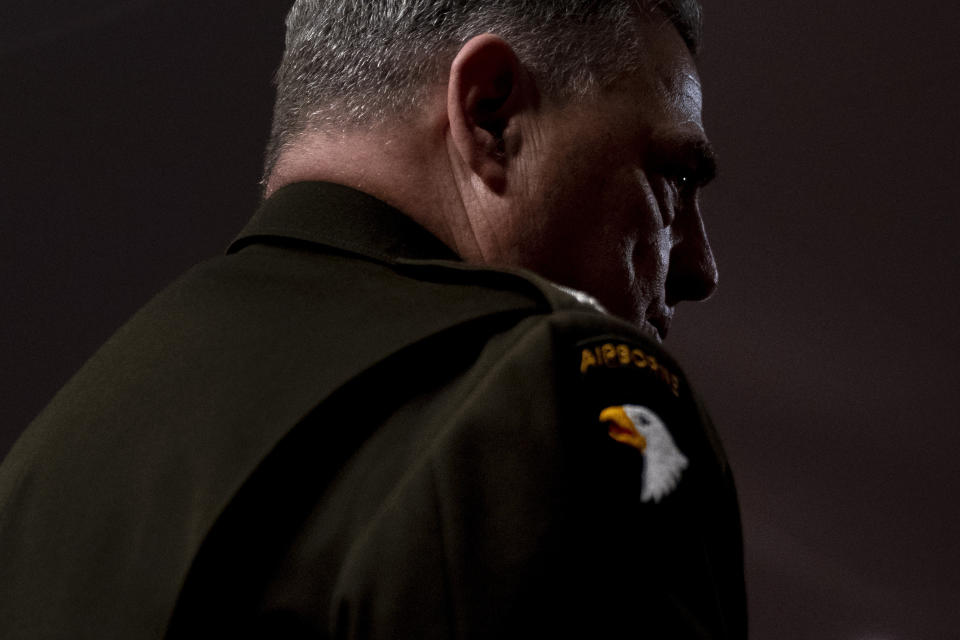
[0,182,746,638]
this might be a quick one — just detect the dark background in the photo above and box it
[2,2,957,637]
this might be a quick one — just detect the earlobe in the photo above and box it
[447,34,525,193]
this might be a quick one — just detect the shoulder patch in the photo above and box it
[578,340,681,397]
[600,405,689,503]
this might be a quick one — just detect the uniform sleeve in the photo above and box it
[255,312,746,639]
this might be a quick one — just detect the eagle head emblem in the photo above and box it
[599,405,689,503]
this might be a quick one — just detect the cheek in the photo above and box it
[655,233,673,283]
[632,169,675,230]
[525,160,618,253]
[630,229,673,300]
[649,177,678,227]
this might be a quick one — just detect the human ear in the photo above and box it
[446,34,525,193]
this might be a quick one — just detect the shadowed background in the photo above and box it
[2,2,957,637]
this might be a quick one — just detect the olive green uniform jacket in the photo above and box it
[0,182,747,638]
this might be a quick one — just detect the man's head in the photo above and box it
[264,0,717,340]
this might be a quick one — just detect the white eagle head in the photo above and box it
[600,405,689,503]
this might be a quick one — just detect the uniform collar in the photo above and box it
[228,181,460,263]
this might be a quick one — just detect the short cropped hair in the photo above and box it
[264,0,702,180]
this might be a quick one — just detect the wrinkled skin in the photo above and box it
[498,21,719,340]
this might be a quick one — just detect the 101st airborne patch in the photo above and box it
[600,405,689,503]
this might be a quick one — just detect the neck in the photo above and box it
[265,126,483,261]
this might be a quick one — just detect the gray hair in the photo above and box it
[263,0,702,181]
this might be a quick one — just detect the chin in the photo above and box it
[639,319,663,343]
[607,302,662,343]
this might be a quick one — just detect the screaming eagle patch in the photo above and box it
[600,405,688,503]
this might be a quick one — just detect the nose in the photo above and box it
[665,207,719,304]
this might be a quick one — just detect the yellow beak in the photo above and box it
[599,406,647,453]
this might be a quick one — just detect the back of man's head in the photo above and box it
[264,0,702,182]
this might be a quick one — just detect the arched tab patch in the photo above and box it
[600,405,689,503]
[579,341,681,397]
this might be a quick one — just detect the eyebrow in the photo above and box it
[648,133,719,187]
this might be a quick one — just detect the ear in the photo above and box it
[447,34,526,194]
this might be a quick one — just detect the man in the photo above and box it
[0,1,745,637]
